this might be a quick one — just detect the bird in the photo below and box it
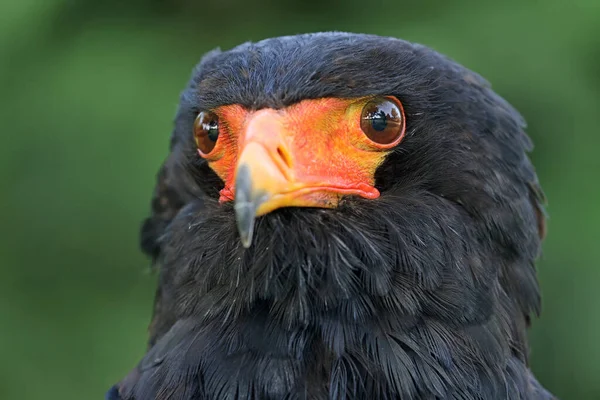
[107,32,555,399]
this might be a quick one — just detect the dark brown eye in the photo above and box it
[360,97,405,146]
[194,111,220,155]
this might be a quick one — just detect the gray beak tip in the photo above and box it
[234,199,257,249]
[240,234,253,249]
[234,164,260,249]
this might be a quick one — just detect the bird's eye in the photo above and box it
[360,97,405,146]
[194,111,220,155]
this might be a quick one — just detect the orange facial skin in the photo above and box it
[197,97,406,217]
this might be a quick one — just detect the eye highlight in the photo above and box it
[360,97,405,146]
[194,111,220,156]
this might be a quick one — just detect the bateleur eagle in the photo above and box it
[108,32,555,400]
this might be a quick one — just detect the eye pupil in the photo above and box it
[194,111,220,155]
[207,122,219,142]
[371,111,387,132]
[360,97,405,146]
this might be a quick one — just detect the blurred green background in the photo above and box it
[1,0,598,398]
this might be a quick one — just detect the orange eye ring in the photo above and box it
[194,111,220,156]
[360,96,405,147]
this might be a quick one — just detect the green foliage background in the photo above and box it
[1,0,598,398]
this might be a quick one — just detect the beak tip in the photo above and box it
[234,163,258,248]
[240,235,253,249]
[235,206,255,248]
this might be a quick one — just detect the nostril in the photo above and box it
[277,145,293,169]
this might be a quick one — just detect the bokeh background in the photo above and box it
[1,0,598,398]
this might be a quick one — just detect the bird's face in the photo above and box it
[194,96,406,246]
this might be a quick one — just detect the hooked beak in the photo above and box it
[233,110,299,248]
[231,108,380,248]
